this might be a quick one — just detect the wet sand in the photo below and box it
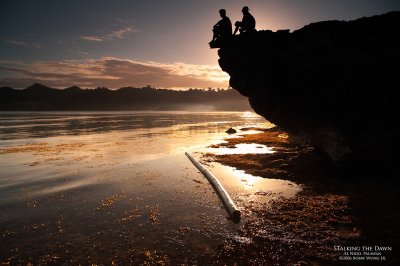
[205,127,400,265]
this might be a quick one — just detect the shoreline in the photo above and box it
[202,126,400,264]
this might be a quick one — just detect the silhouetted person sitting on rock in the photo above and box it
[209,9,232,47]
[233,6,256,35]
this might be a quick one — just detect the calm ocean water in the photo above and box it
[0,111,300,264]
[0,111,264,142]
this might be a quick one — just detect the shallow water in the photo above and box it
[0,111,301,264]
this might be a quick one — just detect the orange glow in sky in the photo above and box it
[1,1,399,88]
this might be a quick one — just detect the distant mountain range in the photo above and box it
[0,83,251,111]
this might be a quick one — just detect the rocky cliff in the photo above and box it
[217,11,400,163]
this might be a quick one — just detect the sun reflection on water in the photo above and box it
[206,162,301,204]
[206,143,275,155]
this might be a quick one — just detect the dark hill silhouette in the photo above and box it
[25,83,55,93]
[0,84,251,111]
[64,86,83,94]
[217,11,400,163]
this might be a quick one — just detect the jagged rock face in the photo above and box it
[218,12,400,162]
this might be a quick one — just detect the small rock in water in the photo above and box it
[226,128,237,134]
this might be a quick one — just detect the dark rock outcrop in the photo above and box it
[217,11,400,163]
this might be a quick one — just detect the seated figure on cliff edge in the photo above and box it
[233,6,256,35]
[209,9,232,47]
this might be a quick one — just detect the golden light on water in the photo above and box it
[0,111,306,264]
[209,162,301,203]
[241,111,257,118]
[207,143,275,155]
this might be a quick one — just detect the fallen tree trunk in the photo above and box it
[185,152,241,222]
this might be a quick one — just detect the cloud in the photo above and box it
[0,57,229,89]
[70,48,91,56]
[80,36,104,42]
[80,22,140,42]
[4,40,42,48]
[107,26,139,39]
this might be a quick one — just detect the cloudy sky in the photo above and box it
[1,0,399,89]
